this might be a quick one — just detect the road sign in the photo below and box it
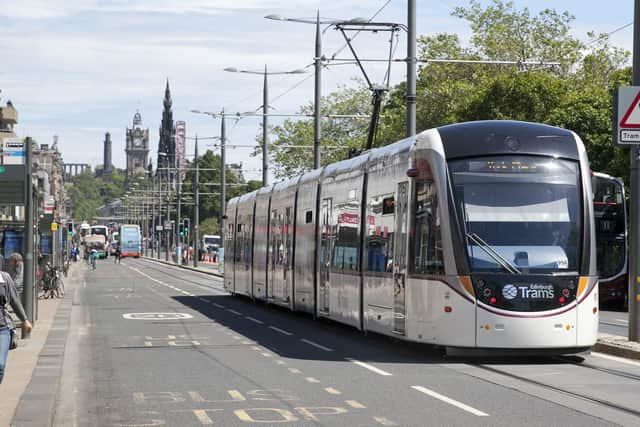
[615,86,640,145]
[51,222,58,231]
[1,138,25,165]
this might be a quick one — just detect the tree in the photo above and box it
[452,0,583,71]
[263,85,371,179]
[68,169,128,220]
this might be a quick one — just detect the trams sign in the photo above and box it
[614,86,640,145]
[503,283,555,300]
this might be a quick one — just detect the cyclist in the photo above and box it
[90,249,98,270]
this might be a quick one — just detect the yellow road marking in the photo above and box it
[346,400,366,409]
[193,409,214,425]
[234,408,298,423]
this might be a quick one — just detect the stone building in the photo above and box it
[125,110,149,181]
[33,135,69,220]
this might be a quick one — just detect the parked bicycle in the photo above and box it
[39,263,64,299]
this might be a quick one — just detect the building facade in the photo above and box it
[125,110,150,181]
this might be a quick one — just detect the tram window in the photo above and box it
[366,235,394,272]
[237,223,242,232]
[332,226,359,272]
[410,180,444,275]
[306,210,313,223]
[382,197,395,215]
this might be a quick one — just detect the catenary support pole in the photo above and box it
[23,137,34,338]
[194,136,199,268]
[629,0,640,342]
[221,110,227,242]
[314,11,322,169]
[263,65,269,186]
[406,0,416,138]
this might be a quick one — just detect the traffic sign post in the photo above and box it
[627,0,640,343]
[614,86,640,145]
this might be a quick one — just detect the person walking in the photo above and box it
[0,270,32,383]
[114,245,121,264]
[7,253,23,297]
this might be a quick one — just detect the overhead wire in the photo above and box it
[586,22,632,46]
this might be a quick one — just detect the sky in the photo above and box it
[0,0,634,182]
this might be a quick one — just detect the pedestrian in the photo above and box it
[0,252,4,272]
[0,270,33,383]
[114,245,121,264]
[7,253,23,296]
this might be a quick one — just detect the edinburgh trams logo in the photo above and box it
[502,284,518,300]
[502,283,555,300]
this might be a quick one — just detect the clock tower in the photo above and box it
[125,110,150,181]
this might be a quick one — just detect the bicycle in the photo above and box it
[91,254,97,270]
[40,263,64,299]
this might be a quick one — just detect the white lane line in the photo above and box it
[198,297,208,302]
[347,358,393,376]
[301,338,333,352]
[411,385,489,417]
[324,387,341,395]
[261,352,273,358]
[275,360,287,365]
[245,316,264,324]
[305,377,320,383]
[591,351,640,367]
[227,309,242,315]
[212,303,225,309]
[269,326,293,336]
[373,416,398,426]
[288,368,301,374]
[346,400,366,409]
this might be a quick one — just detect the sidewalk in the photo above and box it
[0,262,81,427]
[594,333,640,360]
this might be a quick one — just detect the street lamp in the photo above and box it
[223,65,306,186]
[190,109,227,242]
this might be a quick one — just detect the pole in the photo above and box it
[313,10,322,169]
[165,173,170,262]
[629,0,640,342]
[23,137,34,339]
[176,160,182,264]
[194,136,199,268]
[221,110,227,241]
[152,176,156,258]
[406,0,416,138]
[263,65,269,186]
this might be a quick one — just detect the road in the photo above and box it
[599,309,629,337]
[51,258,640,426]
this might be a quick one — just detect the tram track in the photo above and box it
[554,355,640,382]
[465,361,640,420]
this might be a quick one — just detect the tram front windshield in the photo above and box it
[449,156,582,274]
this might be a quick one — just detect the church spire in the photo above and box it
[164,79,172,109]
[158,80,175,181]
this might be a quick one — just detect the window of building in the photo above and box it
[306,210,313,224]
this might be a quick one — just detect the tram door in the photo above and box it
[393,182,409,334]
[319,198,332,313]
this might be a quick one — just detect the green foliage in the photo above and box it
[452,0,583,72]
[180,150,254,225]
[68,169,127,220]
[198,217,219,236]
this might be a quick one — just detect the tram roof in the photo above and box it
[437,120,579,160]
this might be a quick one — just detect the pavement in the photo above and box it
[3,257,640,426]
[1,261,78,427]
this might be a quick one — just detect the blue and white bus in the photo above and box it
[119,224,141,258]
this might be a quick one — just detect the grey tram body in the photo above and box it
[224,121,599,351]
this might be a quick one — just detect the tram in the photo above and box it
[592,172,628,309]
[224,121,598,353]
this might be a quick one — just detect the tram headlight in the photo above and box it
[483,288,492,297]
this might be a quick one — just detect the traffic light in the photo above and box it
[183,218,190,234]
[179,223,184,237]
